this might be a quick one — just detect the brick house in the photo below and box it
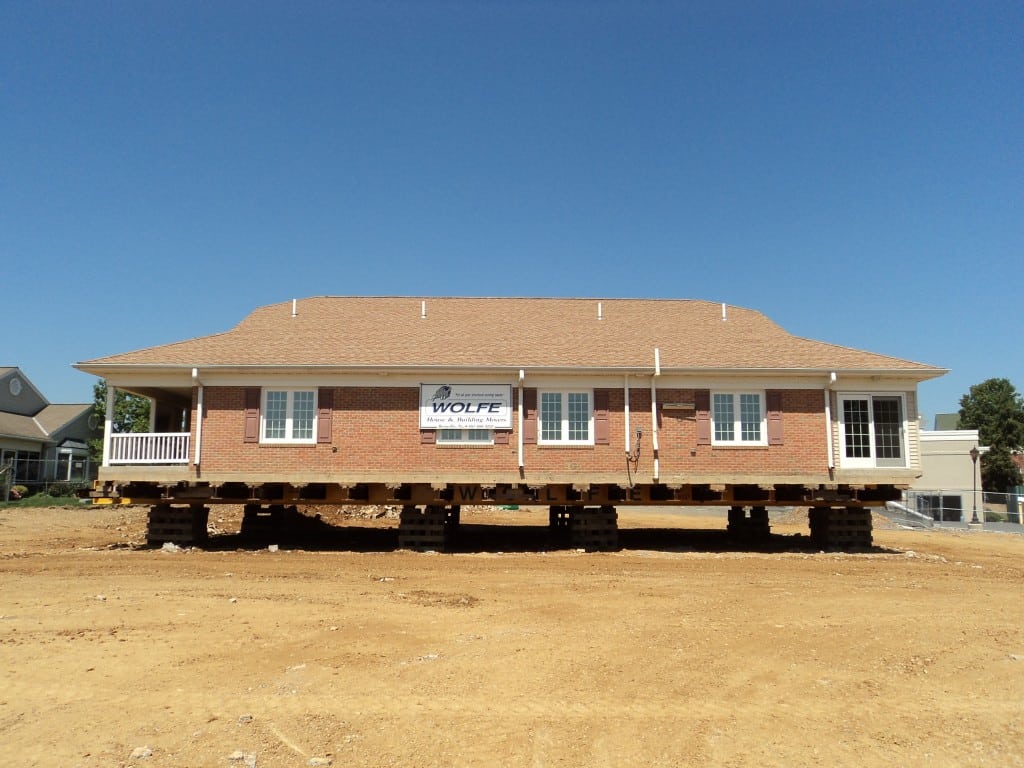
[75,297,945,548]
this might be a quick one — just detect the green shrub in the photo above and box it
[11,485,29,499]
[44,481,89,498]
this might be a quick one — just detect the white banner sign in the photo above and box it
[419,384,513,429]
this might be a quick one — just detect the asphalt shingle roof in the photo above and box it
[0,405,90,442]
[0,411,47,441]
[78,297,944,375]
[35,404,91,434]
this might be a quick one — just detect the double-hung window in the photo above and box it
[838,394,905,468]
[539,391,592,444]
[711,392,766,446]
[437,428,493,445]
[262,389,316,443]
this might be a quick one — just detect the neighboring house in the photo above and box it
[75,297,946,548]
[0,367,96,489]
[911,429,983,522]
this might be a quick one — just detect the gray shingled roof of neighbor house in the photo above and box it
[34,404,91,434]
[77,297,946,376]
[0,405,90,441]
[0,411,48,440]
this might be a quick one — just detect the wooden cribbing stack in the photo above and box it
[569,506,619,551]
[726,506,771,541]
[809,506,873,549]
[146,505,209,547]
[398,505,451,551]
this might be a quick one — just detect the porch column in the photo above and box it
[102,384,116,468]
[192,368,203,467]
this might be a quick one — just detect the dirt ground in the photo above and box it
[1,505,1022,768]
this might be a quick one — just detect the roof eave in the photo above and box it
[74,362,948,381]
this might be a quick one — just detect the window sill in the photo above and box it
[839,463,908,470]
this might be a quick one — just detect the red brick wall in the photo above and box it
[190,386,829,476]
[654,388,828,475]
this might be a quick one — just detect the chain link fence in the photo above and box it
[1,456,96,501]
[898,489,1024,532]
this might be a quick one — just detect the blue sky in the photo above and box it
[3,1,1021,424]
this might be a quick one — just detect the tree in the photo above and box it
[88,380,152,464]
[958,378,1024,491]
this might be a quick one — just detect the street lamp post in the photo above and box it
[969,446,980,525]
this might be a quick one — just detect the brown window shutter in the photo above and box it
[243,388,260,443]
[494,430,510,445]
[522,388,538,444]
[593,389,610,445]
[420,429,436,445]
[317,388,334,443]
[695,389,711,445]
[766,390,783,445]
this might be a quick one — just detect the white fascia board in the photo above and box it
[74,363,944,390]
[920,429,980,442]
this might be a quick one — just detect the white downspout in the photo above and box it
[624,376,631,455]
[518,369,525,469]
[192,368,204,467]
[824,371,837,470]
[651,349,660,481]
[102,384,115,468]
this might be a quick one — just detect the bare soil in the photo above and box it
[1,505,1022,768]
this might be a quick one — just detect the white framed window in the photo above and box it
[437,428,493,445]
[838,394,906,468]
[712,392,766,446]
[262,389,316,443]
[539,391,592,444]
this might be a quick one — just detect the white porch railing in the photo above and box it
[108,433,191,465]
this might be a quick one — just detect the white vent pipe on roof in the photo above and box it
[598,301,603,320]
[421,300,427,319]
[722,302,727,321]
[292,299,297,317]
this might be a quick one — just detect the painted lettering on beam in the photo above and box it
[456,486,481,502]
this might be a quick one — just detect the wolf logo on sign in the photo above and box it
[431,385,452,402]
